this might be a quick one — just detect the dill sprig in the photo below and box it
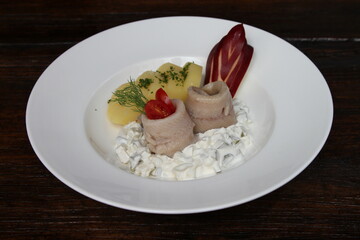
[108,79,148,114]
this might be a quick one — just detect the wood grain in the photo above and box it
[0,0,359,239]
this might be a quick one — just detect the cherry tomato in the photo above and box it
[145,100,174,119]
[155,88,176,113]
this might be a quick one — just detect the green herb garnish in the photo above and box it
[155,63,191,87]
[168,66,179,80]
[138,78,153,90]
[156,70,169,85]
[108,79,148,114]
[179,62,191,80]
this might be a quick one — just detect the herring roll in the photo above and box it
[185,81,237,133]
[141,99,195,157]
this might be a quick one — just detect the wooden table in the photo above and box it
[1,1,359,239]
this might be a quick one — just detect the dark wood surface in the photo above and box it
[1,0,359,239]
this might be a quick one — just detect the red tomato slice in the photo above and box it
[145,100,174,119]
[155,88,176,113]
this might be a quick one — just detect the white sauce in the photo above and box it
[113,98,253,181]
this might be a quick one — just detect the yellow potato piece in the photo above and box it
[135,71,162,100]
[183,62,203,90]
[159,62,202,101]
[158,63,185,100]
[107,62,203,125]
[107,83,141,125]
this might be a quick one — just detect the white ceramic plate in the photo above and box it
[26,16,333,214]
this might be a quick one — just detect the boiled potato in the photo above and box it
[157,62,183,73]
[158,63,185,100]
[107,83,141,125]
[159,62,202,101]
[183,62,203,91]
[107,62,203,125]
[135,70,162,100]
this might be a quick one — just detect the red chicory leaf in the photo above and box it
[204,24,253,97]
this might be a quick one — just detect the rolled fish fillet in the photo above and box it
[185,81,237,133]
[141,99,195,157]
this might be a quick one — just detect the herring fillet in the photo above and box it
[185,81,237,133]
[141,99,195,157]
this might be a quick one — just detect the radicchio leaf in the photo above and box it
[204,24,253,97]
